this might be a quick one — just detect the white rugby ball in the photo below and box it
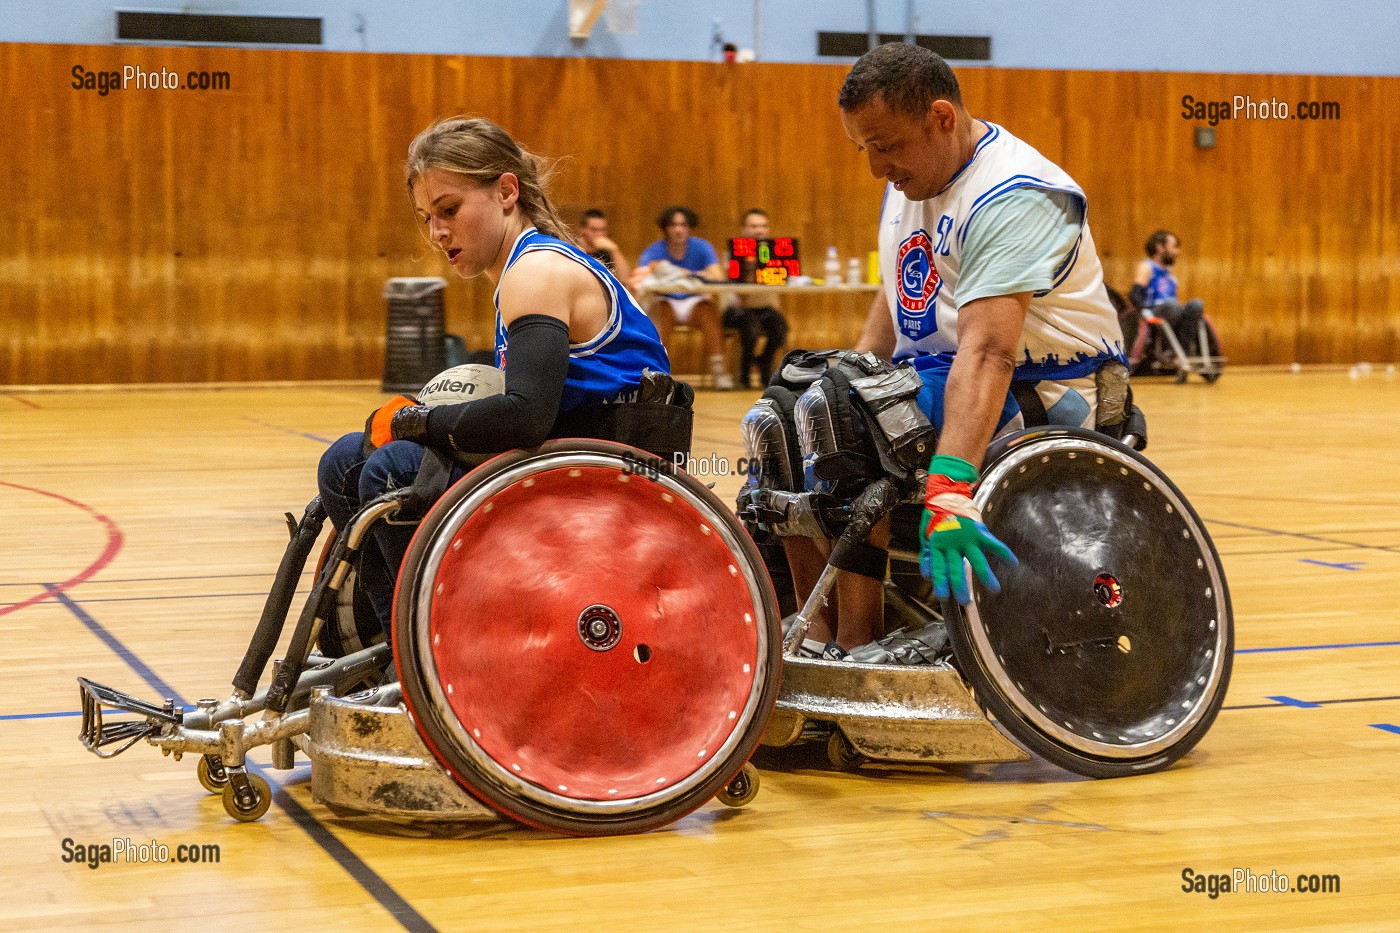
[417,364,505,407]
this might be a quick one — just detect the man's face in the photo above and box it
[1160,235,1182,266]
[740,212,770,238]
[664,212,691,246]
[581,216,608,248]
[840,94,960,202]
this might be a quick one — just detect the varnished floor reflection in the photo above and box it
[3,368,1398,931]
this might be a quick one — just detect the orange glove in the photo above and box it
[362,395,419,456]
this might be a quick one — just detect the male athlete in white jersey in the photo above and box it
[846,41,1127,601]
[794,43,1127,657]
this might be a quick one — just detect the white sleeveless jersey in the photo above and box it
[878,122,1125,380]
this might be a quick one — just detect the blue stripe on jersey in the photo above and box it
[956,176,1086,248]
[896,343,1126,381]
[494,228,669,413]
[1047,231,1084,292]
[937,122,1002,196]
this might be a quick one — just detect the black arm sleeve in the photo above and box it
[1128,283,1148,310]
[424,314,570,455]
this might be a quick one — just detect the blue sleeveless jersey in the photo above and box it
[1144,261,1178,307]
[494,228,670,412]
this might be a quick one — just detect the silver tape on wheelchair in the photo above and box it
[849,366,936,471]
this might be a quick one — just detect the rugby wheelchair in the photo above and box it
[737,350,1233,777]
[1110,285,1225,384]
[76,375,782,836]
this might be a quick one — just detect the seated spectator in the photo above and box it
[578,209,632,285]
[635,206,732,389]
[722,208,790,388]
[1132,229,1205,353]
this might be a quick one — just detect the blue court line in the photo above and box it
[1369,724,1400,735]
[245,414,334,445]
[47,586,188,705]
[0,710,82,721]
[1299,559,1365,571]
[46,586,436,933]
[1224,693,1400,711]
[1267,695,1322,708]
[1206,518,1400,554]
[1236,639,1400,654]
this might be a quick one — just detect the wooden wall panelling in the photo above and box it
[2,43,1397,384]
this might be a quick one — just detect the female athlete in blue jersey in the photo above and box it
[317,117,670,635]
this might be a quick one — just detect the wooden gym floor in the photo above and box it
[3,368,1398,931]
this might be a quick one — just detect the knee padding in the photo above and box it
[794,367,882,492]
[740,386,802,492]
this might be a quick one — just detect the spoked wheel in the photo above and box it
[394,440,782,835]
[944,428,1232,778]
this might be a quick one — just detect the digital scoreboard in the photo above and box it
[727,237,800,285]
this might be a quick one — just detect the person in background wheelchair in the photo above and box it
[317,117,671,638]
[1131,229,1204,354]
[757,43,1134,661]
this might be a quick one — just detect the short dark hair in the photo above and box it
[838,41,962,117]
[741,207,768,223]
[1145,229,1177,256]
[580,208,606,224]
[657,205,699,231]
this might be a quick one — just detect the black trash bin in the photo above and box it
[381,277,447,393]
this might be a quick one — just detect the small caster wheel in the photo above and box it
[827,731,863,771]
[222,773,272,822]
[1174,370,1189,384]
[716,762,760,808]
[197,755,228,794]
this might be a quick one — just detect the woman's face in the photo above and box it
[412,168,517,279]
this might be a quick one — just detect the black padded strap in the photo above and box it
[1011,380,1048,428]
[829,539,889,580]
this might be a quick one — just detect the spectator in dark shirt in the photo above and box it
[722,208,789,388]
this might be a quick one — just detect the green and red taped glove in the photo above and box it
[361,395,431,456]
[919,454,1018,604]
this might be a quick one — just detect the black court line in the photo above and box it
[45,586,437,933]
[1,571,291,589]
[1224,693,1400,711]
[2,590,309,608]
[1206,518,1400,555]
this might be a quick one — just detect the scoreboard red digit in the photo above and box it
[727,237,800,284]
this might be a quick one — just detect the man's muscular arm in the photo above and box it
[935,291,1031,464]
[854,288,896,359]
[918,290,1028,602]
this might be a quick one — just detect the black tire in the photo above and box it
[394,440,783,835]
[942,428,1232,778]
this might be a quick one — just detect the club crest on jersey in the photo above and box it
[897,230,940,314]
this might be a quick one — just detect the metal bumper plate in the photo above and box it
[306,689,497,822]
[762,657,1028,764]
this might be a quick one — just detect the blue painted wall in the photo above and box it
[4,0,1398,75]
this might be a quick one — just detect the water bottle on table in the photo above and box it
[823,246,841,285]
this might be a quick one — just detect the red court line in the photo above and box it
[0,480,123,617]
[6,394,43,409]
